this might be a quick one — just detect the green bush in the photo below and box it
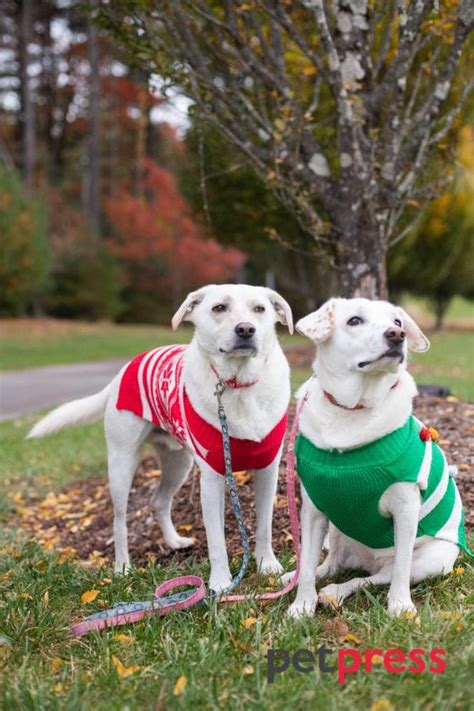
[44,246,123,321]
[0,166,50,315]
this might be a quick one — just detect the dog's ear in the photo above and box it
[397,308,430,352]
[265,289,294,334]
[296,299,337,342]
[171,289,206,330]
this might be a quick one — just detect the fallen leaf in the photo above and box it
[51,658,62,672]
[112,655,140,678]
[371,655,384,666]
[81,589,100,604]
[452,566,465,577]
[242,617,258,629]
[43,589,49,607]
[227,630,253,653]
[321,594,341,610]
[243,665,254,675]
[369,700,394,711]
[303,65,317,76]
[343,633,360,645]
[323,617,348,639]
[114,633,133,644]
[173,675,187,696]
[178,524,193,532]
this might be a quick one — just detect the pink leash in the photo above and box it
[70,397,306,636]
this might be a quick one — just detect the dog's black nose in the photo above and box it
[235,322,256,340]
[384,326,406,345]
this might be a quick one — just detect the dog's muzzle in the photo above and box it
[358,347,405,369]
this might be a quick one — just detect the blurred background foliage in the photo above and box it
[0,0,472,324]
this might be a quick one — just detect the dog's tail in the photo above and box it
[27,383,112,439]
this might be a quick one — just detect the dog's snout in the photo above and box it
[384,326,406,345]
[234,322,256,340]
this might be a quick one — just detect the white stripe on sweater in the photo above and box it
[419,451,449,520]
[435,484,463,542]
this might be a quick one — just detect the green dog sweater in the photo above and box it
[295,415,472,555]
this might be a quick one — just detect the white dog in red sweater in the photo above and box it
[28,284,293,592]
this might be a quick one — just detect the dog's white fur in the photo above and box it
[29,284,292,592]
[286,298,460,618]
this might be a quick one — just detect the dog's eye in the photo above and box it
[347,316,363,326]
[253,305,265,313]
[212,304,227,313]
[394,318,402,327]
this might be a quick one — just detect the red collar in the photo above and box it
[323,380,400,411]
[210,364,259,389]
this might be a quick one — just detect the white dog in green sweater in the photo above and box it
[287,298,471,618]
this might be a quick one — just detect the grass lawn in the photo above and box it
[0,537,472,711]
[1,408,473,709]
[0,311,472,709]
[0,320,192,371]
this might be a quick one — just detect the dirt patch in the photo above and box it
[13,393,473,567]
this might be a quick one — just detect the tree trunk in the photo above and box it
[434,296,449,330]
[19,0,35,187]
[86,2,100,237]
[332,206,388,299]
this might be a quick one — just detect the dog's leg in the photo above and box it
[254,457,283,575]
[151,445,195,549]
[287,489,328,618]
[200,465,232,593]
[319,568,393,607]
[410,539,459,582]
[105,408,152,573]
[381,482,420,616]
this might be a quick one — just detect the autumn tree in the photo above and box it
[99,0,473,298]
[106,158,245,321]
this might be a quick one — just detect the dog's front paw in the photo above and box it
[256,553,284,576]
[387,595,417,617]
[165,535,195,550]
[114,561,131,575]
[287,595,317,619]
[209,571,232,594]
[280,570,296,586]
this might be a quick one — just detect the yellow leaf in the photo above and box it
[173,675,187,696]
[51,658,62,672]
[114,634,133,644]
[343,633,360,645]
[404,610,417,619]
[321,593,340,609]
[242,617,258,629]
[81,589,100,604]
[371,654,384,666]
[178,524,193,532]
[243,664,254,675]
[112,655,140,678]
[18,593,33,600]
[452,566,465,577]
[303,65,317,76]
[54,683,64,695]
[43,589,49,607]
[369,701,394,711]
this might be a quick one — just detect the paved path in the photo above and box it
[0,359,129,421]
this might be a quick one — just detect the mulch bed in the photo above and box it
[14,381,473,567]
